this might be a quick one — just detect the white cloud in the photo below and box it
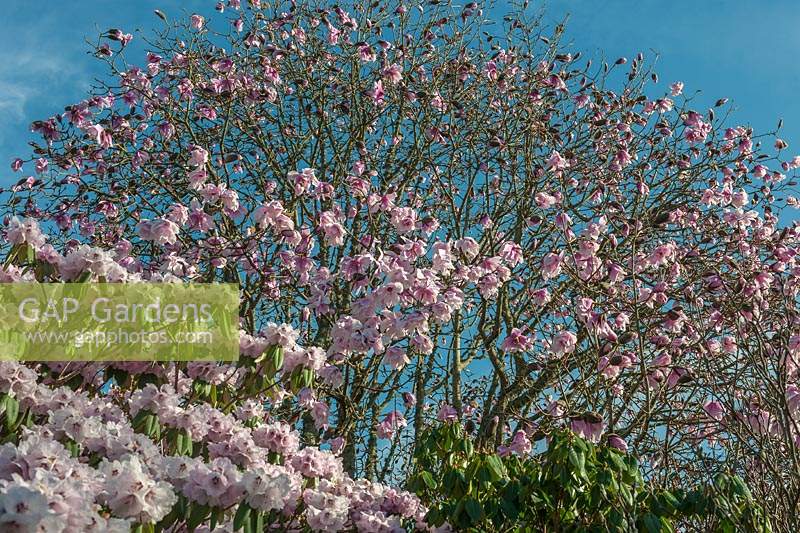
[0,17,93,149]
[0,82,28,121]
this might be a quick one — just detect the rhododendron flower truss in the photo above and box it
[2,0,800,529]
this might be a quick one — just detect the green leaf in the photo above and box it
[144,414,156,437]
[608,509,627,530]
[500,496,519,519]
[65,440,80,457]
[443,470,459,495]
[4,395,19,431]
[464,497,484,524]
[176,430,193,456]
[485,454,507,481]
[187,504,210,530]
[660,490,680,513]
[3,244,19,267]
[641,513,662,533]
[424,508,445,527]
[251,509,264,532]
[477,464,493,485]
[210,508,220,530]
[421,471,438,490]
[619,484,634,507]
[608,451,627,473]
[209,384,218,406]
[233,502,251,531]
[461,438,474,457]
[568,448,586,479]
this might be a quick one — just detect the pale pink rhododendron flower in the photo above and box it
[5,217,46,249]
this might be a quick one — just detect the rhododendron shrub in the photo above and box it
[2,0,800,528]
[0,354,429,531]
[410,424,771,531]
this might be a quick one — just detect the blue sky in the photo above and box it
[2,0,800,187]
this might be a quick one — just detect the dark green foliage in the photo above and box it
[409,424,772,532]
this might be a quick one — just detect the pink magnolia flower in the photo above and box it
[703,400,725,421]
[571,413,605,443]
[327,436,346,455]
[35,158,48,174]
[191,14,205,30]
[318,211,345,246]
[137,218,180,245]
[189,146,209,167]
[607,262,626,284]
[544,74,567,91]
[382,63,403,84]
[651,352,672,367]
[508,430,532,456]
[666,367,692,388]
[788,385,800,414]
[304,488,349,531]
[541,252,564,279]
[86,124,113,149]
[550,330,577,356]
[547,150,568,171]
[530,288,550,306]
[607,434,628,452]
[376,411,407,439]
[241,463,297,512]
[358,44,376,62]
[501,328,533,353]
[402,392,416,409]
[535,191,558,208]
[731,189,749,208]
[721,336,737,354]
[367,80,385,105]
[383,346,410,370]
[455,237,480,261]
[311,401,330,430]
[648,243,675,268]
[501,241,523,266]
[437,404,458,423]
[390,207,417,233]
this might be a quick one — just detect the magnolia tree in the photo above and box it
[1,0,800,530]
